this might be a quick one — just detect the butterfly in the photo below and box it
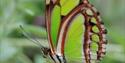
[21,0,107,63]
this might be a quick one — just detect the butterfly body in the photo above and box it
[45,0,107,63]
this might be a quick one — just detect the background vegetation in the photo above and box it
[0,0,125,63]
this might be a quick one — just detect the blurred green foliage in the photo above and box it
[0,0,47,63]
[0,0,125,63]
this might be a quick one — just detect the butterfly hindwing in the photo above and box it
[64,14,85,63]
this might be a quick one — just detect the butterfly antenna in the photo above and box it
[19,25,51,58]
[19,25,44,48]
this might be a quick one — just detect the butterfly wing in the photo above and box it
[64,14,85,63]
[46,0,80,49]
[56,1,107,63]
[46,1,62,52]
[46,0,107,63]
[60,0,79,15]
[51,5,61,47]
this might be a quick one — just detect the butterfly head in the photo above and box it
[41,47,51,58]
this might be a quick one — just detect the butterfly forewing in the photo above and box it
[51,5,61,47]
[60,0,79,16]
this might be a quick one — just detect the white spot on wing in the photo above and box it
[92,7,97,12]
[46,0,50,5]
[86,9,93,16]
[87,39,91,44]
[102,44,106,49]
[97,16,102,21]
[102,48,105,52]
[102,34,106,38]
